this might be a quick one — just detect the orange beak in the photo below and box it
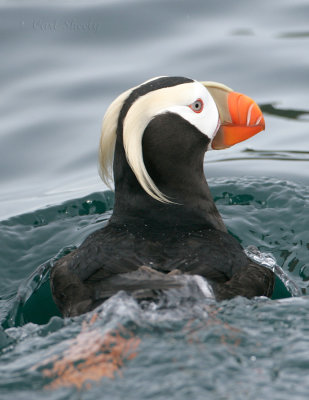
[200,82,265,150]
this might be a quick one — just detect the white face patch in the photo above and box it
[162,81,219,142]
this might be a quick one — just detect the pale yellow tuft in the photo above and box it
[98,87,134,188]
[122,82,198,203]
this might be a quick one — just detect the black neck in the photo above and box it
[110,113,226,232]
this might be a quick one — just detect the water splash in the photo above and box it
[245,245,302,297]
[2,248,73,328]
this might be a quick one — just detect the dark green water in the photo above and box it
[0,0,308,398]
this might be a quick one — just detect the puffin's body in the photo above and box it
[51,76,274,317]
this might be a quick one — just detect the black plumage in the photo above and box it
[50,77,274,317]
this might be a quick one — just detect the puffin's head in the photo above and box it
[99,76,265,204]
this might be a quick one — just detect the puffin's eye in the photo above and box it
[189,98,204,113]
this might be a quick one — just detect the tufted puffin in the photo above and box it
[50,76,274,317]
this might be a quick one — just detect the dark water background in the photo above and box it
[0,1,308,399]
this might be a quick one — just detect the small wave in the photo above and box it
[245,245,302,297]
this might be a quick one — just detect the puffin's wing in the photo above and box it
[51,254,183,317]
[50,227,185,317]
[85,266,183,303]
[210,260,274,301]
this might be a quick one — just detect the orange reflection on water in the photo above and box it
[34,314,140,390]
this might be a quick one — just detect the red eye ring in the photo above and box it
[189,98,204,113]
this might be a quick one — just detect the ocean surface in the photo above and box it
[0,0,308,399]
